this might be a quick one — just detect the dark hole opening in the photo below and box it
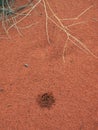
[37,92,55,109]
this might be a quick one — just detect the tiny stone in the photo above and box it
[24,64,29,68]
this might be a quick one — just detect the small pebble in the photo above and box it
[24,64,29,68]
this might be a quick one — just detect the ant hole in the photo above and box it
[37,92,55,109]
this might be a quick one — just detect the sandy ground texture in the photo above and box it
[0,0,98,130]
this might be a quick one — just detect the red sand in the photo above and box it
[0,0,98,130]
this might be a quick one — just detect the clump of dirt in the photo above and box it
[37,92,55,109]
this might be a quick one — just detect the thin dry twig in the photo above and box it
[60,5,93,21]
[0,0,97,60]
[42,0,97,61]
[7,0,41,32]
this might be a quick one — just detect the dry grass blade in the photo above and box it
[60,5,93,21]
[42,0,98,60]
[7,0,42,32]
[0,0,97,60]
[43,0,50,44]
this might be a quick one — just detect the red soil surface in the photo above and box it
[0,0,98,130]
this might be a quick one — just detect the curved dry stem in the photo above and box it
[43,0,50,44]
[60,5,93,21]
[0,0,97,60]
[62,37,69,62]
[66,21,86,28]
[18,22,39,29]
[42,0,98,60]
[12,17,22,36]
[7,0,42,32]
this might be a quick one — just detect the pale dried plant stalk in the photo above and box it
[0,0,97,60]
